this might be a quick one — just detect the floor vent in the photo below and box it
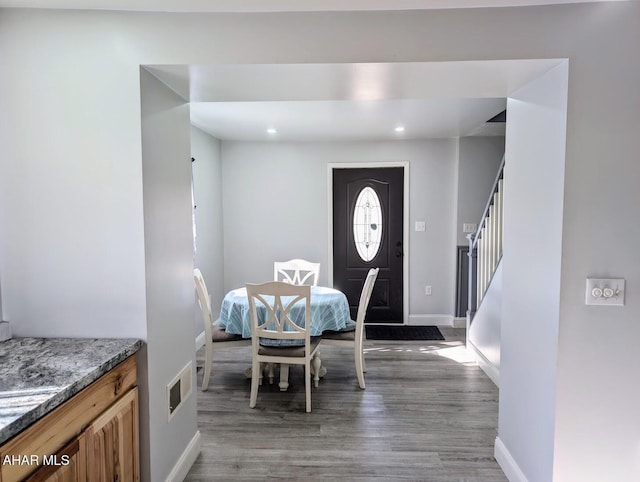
[167,361,193,421]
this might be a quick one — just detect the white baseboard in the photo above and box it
[195,331,205,350]
[196,318,221,350]
[165,430,201,482]
[468,341,500,387]
[0,321,12,341]
[407,314,454,326]
[453,317,466,328]
[494,436,528,482]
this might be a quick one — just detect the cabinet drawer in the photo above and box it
[0,355,137,482]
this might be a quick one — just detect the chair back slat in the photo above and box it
[274,259,320,286]
[247,282,311,343]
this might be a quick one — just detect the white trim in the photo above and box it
[195,330,205,350]
[494,436,528,482]
[453,316,466,328]
[327,161,410,323]
[165,430,201,482]
[468,340,500,386]
[407,314,454,326]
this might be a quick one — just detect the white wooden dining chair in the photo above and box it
[194,268,250,391]
[247,281,321,413]
[321,267,379,389]
[273,259,320,286]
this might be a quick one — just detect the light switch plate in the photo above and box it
[585,278,625,306]
[463,223,477,233]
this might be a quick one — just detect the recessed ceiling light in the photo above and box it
[267,128,277,134]
[394,126,405,133]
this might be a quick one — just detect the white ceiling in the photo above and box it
[0,0,577,141]
[147,60,561,142]
[0,0,616,11]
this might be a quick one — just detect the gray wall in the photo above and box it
[220,139,458,318]
[456,137,505,246]
[1,3,639,480]
[191,127,225,337]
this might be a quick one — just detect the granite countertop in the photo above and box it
[0,337,143,445]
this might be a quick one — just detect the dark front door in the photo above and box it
[333,167,404,323]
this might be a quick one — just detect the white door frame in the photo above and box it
[327,161,410,324]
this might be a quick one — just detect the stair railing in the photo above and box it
[467,155,505,321]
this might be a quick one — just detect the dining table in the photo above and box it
[218,285,351,390]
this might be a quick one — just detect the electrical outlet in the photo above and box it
[425,285,432,296]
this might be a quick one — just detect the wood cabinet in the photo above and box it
[24,435,86,482]
[85,388,139,482]
[0,355,139,482]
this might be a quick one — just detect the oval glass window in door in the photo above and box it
[353,186,383,262]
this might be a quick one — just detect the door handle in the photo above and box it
[395,241,403,257]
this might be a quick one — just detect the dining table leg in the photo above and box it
[278,357,326,391]
[312,352,321,387]
[249,357,327,392]
[279,364,290,391]
[309,351,327,379]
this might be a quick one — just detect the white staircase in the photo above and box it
[466,156,504,386]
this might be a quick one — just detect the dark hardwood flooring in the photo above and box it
[185,328,506,481]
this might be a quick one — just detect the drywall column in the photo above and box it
[497,62,568,482]
[140,68,199,482]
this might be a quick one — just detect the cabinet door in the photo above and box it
[85,387,139,482]
[24,435,86,482]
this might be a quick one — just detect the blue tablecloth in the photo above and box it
[219,286,351,338]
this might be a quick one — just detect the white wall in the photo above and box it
[0,3,639,481]
[221,140,458,317]
[456,136,505,246]
[140,69,199,482]
[0,10,147,339]
[191,127,225,337]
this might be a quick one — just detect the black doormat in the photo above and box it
[365,325,445,341]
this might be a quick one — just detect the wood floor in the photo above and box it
[185,328,507,481]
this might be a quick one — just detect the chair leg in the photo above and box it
[305,362,312,413]
[250,359,260,408]
[201,344,213,391]
[355,345,365,390]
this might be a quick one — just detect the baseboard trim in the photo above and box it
[468,340,500,387]
[494,436,528,482]
[195,331,205,350]
[165,430,201,482]
[452,317,466,328]
[407,314,454,326]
